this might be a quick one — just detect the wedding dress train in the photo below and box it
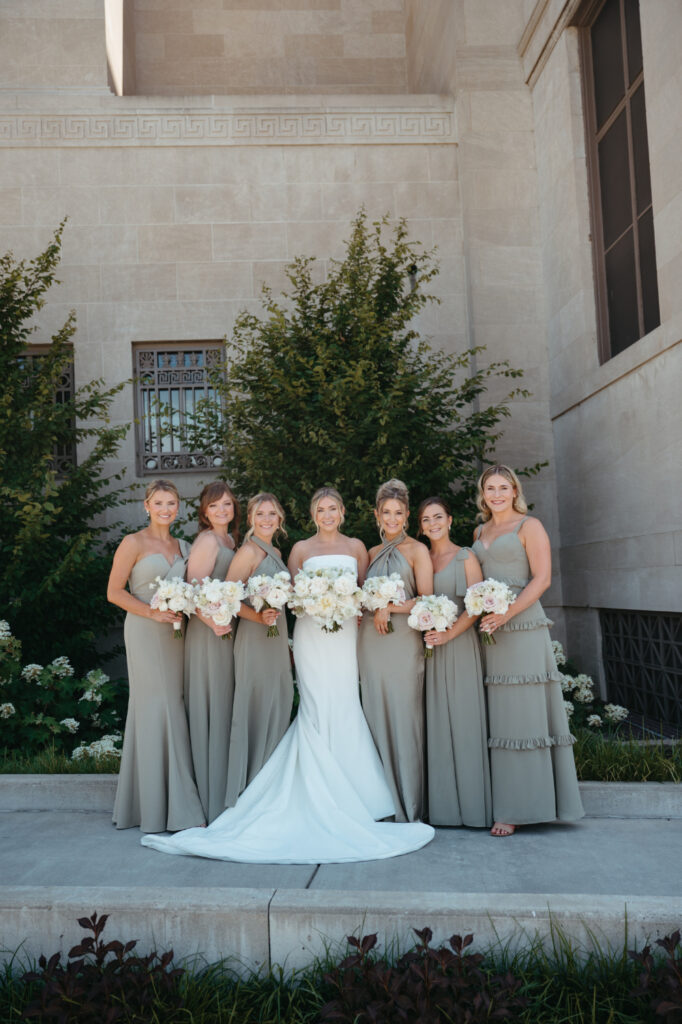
[141,555,434,863]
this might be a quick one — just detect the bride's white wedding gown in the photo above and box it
[141,555,434,863]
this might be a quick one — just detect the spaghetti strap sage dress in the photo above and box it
[426,548,492,827]
[473,518,584,825]
[224,537,294,807]
[358,535,425,822]
[113,544,205,833]
[184,543,235,824]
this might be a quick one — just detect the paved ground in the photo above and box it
[2,808,681,897]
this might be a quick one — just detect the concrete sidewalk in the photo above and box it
[1,777,681,971]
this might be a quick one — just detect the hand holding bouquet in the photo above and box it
[247,571,292,638]
[407,594,458,657]
[289,567,362,633]
[464,578,517,645]
[361,573,407,634]
[194,577,245,638]
[149,576,196,637]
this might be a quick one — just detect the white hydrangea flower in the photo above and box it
[563,700,574,718]
[574,686,594,703]
[551,640,566,666]
[59,717,80,733]
[604,703,629,723]
[85,668,110,688]
[50,656,74,678]
[21,664,44,682]
[0,620,11,639]
[71,733,122,761]
[559,673,575,693]
[0,702,16,718]
[587,714,603,728]
[79,688,103,706]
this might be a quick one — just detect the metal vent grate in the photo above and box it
[601,609,682,728]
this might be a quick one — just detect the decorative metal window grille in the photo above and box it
[133,342,224,475]
[21,347,77,475]
[601,610,682,728]
[577,0,661,361]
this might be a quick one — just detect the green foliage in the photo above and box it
[0,620,124,760]
[0,224,131,671]
[573,729,682,783]
[179,211,542,549]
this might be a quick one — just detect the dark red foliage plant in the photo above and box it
[21,912,185,1023]
[630,929,682,1023]
[319,926,527,1023]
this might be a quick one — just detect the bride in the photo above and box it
[141,486,434,863]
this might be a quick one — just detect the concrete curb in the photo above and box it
[2,886,681,973]
[2,775,681,817]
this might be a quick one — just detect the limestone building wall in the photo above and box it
[522,0,682,683]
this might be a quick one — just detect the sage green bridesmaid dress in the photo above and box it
[358,536,425,822]
[426,548,492,827]
[184,544,235,824]
[113,542,205,833]
[473,518,584,825]
[224,536,294,807]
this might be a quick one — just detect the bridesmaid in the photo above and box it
[224,492,294,807]
[107,479,205,833]
[184,482,240,824]
[472,464,584,836]
[358,478,433,822]
[418,497,492,828]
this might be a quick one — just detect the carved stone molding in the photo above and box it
[0,110,455,147]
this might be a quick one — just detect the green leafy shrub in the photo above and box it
[177,211,543,549]
[0,224,131,672]
[0,620,124,759]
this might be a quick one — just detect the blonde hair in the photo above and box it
[476,464,528,522]
[375,477,409,512]
[244,491,287,542]
[144,478,180,503]
[310,486,345,529]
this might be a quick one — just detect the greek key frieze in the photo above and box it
[0,110,454,147]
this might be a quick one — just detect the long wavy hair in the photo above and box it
[197,481,241,546]
[243,492,287,542]
[476,464,528,522]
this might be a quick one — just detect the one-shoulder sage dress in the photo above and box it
[224,537,294,807]
[426,548,492,827]
[113,544,205,833]
[184,543,235,824]
[473,518,584,825]
[358,536,425,822]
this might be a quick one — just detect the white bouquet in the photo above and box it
[194,577,245,639]
[149,576,196,637]
[407,594,458,657]
[463,578,517,646]
[247,571,292,638]
[289,567,362,633]
[361,573,407,634]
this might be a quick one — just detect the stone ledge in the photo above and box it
[2,775,680,818]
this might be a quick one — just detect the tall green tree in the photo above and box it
[180,211,543,547]
[0,224,130,671]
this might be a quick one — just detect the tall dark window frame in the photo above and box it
[21,344,77,476]
[577,0,660,362]
[132,341,225,476]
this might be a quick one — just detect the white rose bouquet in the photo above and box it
[289,567,362,633]
[149,576,196,637]
[463,578,517,646]
[361,573,407,634]
[407,594,458,657]
[247,571,292,638]
[194,577,245,639]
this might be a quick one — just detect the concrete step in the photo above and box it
[1,774,681,817]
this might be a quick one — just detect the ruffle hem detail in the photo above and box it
[485,671,561,686]
[488,733,576,750]
[498,616,554,632]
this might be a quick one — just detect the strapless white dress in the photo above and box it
[141,555,434,863]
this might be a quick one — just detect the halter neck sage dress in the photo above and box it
[473,518,584,825]
[184,542,235,824]
[358,535,425,822]
[426,548,492,827]
[224,536,294,808]
[113,543,205,833]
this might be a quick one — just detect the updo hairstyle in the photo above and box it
[375,477,409,511]
[197,481,241,545]
[476,464,528,522]
[244,491,287,542]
